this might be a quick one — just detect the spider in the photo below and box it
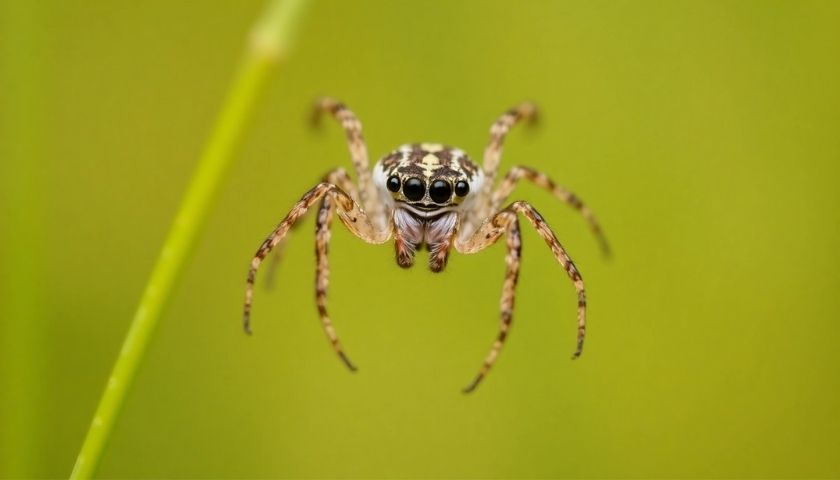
[242,97,609,393]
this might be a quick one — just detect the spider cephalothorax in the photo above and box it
[375,143,480,210]
[373,143,484,271]
[243,98,609,393]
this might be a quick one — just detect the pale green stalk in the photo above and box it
[70,0,309,477]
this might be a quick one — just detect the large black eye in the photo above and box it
[386,175,401,193]
[403,177,425,201]
[455,180,470,197]
[429,180,452,204]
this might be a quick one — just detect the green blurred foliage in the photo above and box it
[1,0,839,477]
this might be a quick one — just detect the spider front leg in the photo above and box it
[492,166,611,257]
[456,210,522,393]
[311,97,386,228]
[312,194,357,370]
[455,201,586,393]
[263,168,359,289]
[243,182,391,369]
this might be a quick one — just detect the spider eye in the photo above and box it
[386,175,401,193]
[403,177,425,201]
[455,180,470,197]
[429,180,452,204]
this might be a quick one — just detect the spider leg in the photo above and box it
[263,168,359,289]
[311,97,385,227]
[492,166,610,257]
[457,210,522,393]
[243,182,390,349]
[455,201,585,393]
[477,102,539,220]
[262,233,288,290]
[312,194,357,370]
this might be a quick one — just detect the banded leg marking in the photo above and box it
[314,195,356,370]
[492,166,610,256]
[456,201,586,392]
[243,182,390,338]
[511,201,587,359]
[461,212,522,393]
[311,97,384,227]
[263,168,359,289]
[477,102,539,220]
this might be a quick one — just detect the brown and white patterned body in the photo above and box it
[242,98,609,393]
[372,143,483,272]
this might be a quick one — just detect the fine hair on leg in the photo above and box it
[456,201,586,392]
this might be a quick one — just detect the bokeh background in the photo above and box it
[1,0,839,477]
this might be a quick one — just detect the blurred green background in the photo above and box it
[1,0,839,477]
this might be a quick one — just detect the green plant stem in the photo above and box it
[70,0,309,477]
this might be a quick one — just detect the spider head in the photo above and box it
[374,143,483,217]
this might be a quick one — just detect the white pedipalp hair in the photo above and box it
[424,211,458,250]
[393,208,458,250]
[392,207,424,248]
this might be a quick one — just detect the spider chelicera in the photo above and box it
[243,97,609,393]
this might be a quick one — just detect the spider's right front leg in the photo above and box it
[312,193,356,370]
[243,182,391,371]
[244,183,334,334]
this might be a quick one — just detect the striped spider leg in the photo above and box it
[263,97,387,287]
[243,181,391,370]
[491,166,611,257]
[263,97,386,289]
[473,102,608,255]
[455,201,586,393]
[312,97,388,230]
[247,100,389,372]
[466,101,539,233]
[455,102,605,392]
[262,167,358,289]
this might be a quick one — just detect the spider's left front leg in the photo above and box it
[455,209,522,393]
[455,201,586,393]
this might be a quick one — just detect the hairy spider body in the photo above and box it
[243,98,609,393]
[374,143,483,272]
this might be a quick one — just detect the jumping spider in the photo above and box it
[243,98,609,393]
